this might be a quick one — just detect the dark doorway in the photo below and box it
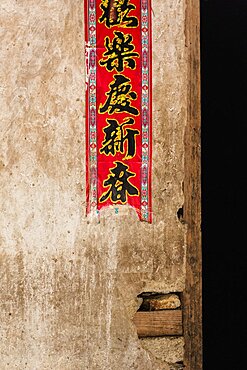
[201,1,247,368]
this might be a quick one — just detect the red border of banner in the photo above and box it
[148,2,153,223]
[84,1,90,216]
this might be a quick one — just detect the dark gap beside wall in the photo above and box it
[201,0,247,368]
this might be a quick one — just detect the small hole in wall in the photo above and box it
[169,362,184,370]
[137,292,183,311]
[137,292,161,311]
[177,207,184,223]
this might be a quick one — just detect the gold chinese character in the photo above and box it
[99,0,139,28]
[99,161,139,203]
[100,117,139,159]
[99,31,139,72]
[99,74,139,116]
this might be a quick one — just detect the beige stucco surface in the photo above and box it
[0,0,187,369]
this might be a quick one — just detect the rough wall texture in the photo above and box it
[0,0,187,369]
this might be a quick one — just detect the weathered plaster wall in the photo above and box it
[0,0,187,369]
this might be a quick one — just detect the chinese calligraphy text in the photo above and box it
[85,0,152,222]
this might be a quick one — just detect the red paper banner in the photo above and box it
[85,0,152,222]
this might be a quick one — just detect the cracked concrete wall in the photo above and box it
[0,0,187,369]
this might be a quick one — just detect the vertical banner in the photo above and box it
[85,0,152,222]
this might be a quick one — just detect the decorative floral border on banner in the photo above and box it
[85,0,152,222]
